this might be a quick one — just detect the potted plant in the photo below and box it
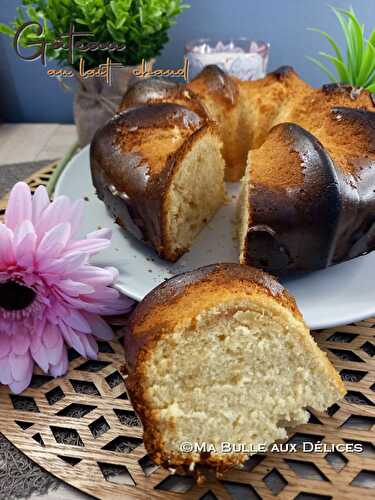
[309,6,375,93]
[0,0,189,146]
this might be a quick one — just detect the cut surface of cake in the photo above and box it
[91,103,225,261]
[124,263,346,472]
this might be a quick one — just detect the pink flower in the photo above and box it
[0,182,134,393]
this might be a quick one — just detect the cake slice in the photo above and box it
[124,263,345,472]
[91,103,225,261]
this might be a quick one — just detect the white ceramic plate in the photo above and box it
[55,146,375,329]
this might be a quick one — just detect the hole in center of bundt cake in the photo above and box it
[142,299,342,464]
[165,130,225,259]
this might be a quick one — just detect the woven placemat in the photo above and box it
[0,160,56,198]
[0,160,60,218]
[0,162,375,500]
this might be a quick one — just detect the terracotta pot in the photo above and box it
[72,61,153,147]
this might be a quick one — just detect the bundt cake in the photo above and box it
[91,64,375,271]
[124,263,346,473]
[91,103,225,261]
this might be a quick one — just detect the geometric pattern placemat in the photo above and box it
[0,161,58,216]
[0,164,374,499]
[0,321,374,500]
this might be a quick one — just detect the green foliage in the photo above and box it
[0,0,189,68]
[309,6,375,91]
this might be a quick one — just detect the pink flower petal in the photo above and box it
[74,291,134,315]
[32,349,49,373]
[9,357,33,394]
[9,373,33,394]
[36,222,71,262]
[49,345,69,377]
[81,287,121,302]
[64,238,111,257]
[58,279,94,297]
[13,220,37,268]
[45,335,64,366]
[0,335,11,358]
[38,253,87,275]
[5,182,32,230]
[68,266,118,286]
[54,293,106,313]
[0,224,15,268]
[11,331,31,356]
[105,266,119,282]
[63,309,91,333]
[52,291,86,310]
[30,336,50,373]
[34,195,72,237]
[83,314,114,340]
[42,323,60,349]
[65,330,87,357]
[0,357,13,384]
[59,321,74,344]
[67,200,84,237]
[79,333,98,359]
[13,219,34,246]
[57,292,130,317]
[9,352,33,382]
[47,301,67,322]
[85,335,99,359]
[32,185,50,223]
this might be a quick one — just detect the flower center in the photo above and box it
[0,280,37,311]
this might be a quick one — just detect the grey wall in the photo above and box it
[1,0,375,123]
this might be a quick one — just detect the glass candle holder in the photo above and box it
[185,38,270,81]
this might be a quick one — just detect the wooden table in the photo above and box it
[0,123,88,500]
[0,123,77,165]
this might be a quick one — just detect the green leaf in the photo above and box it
[368,28,375,49]
[358,42,375,86]
[0,23,15,36]
[0,0,189,68]
[318,51,350,83]
[310,6,373,88]
[331,6,356,83]
[365,83,375,93]
[336,7,363,76]
[309,27,344,62]
[307,56,337,82]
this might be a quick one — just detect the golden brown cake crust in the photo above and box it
[124,263,345,472]
[242,104,375,273]
[125,263,302,367]
[91,103,216,261]
[187,64,239,108]
[119,79,209,119]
